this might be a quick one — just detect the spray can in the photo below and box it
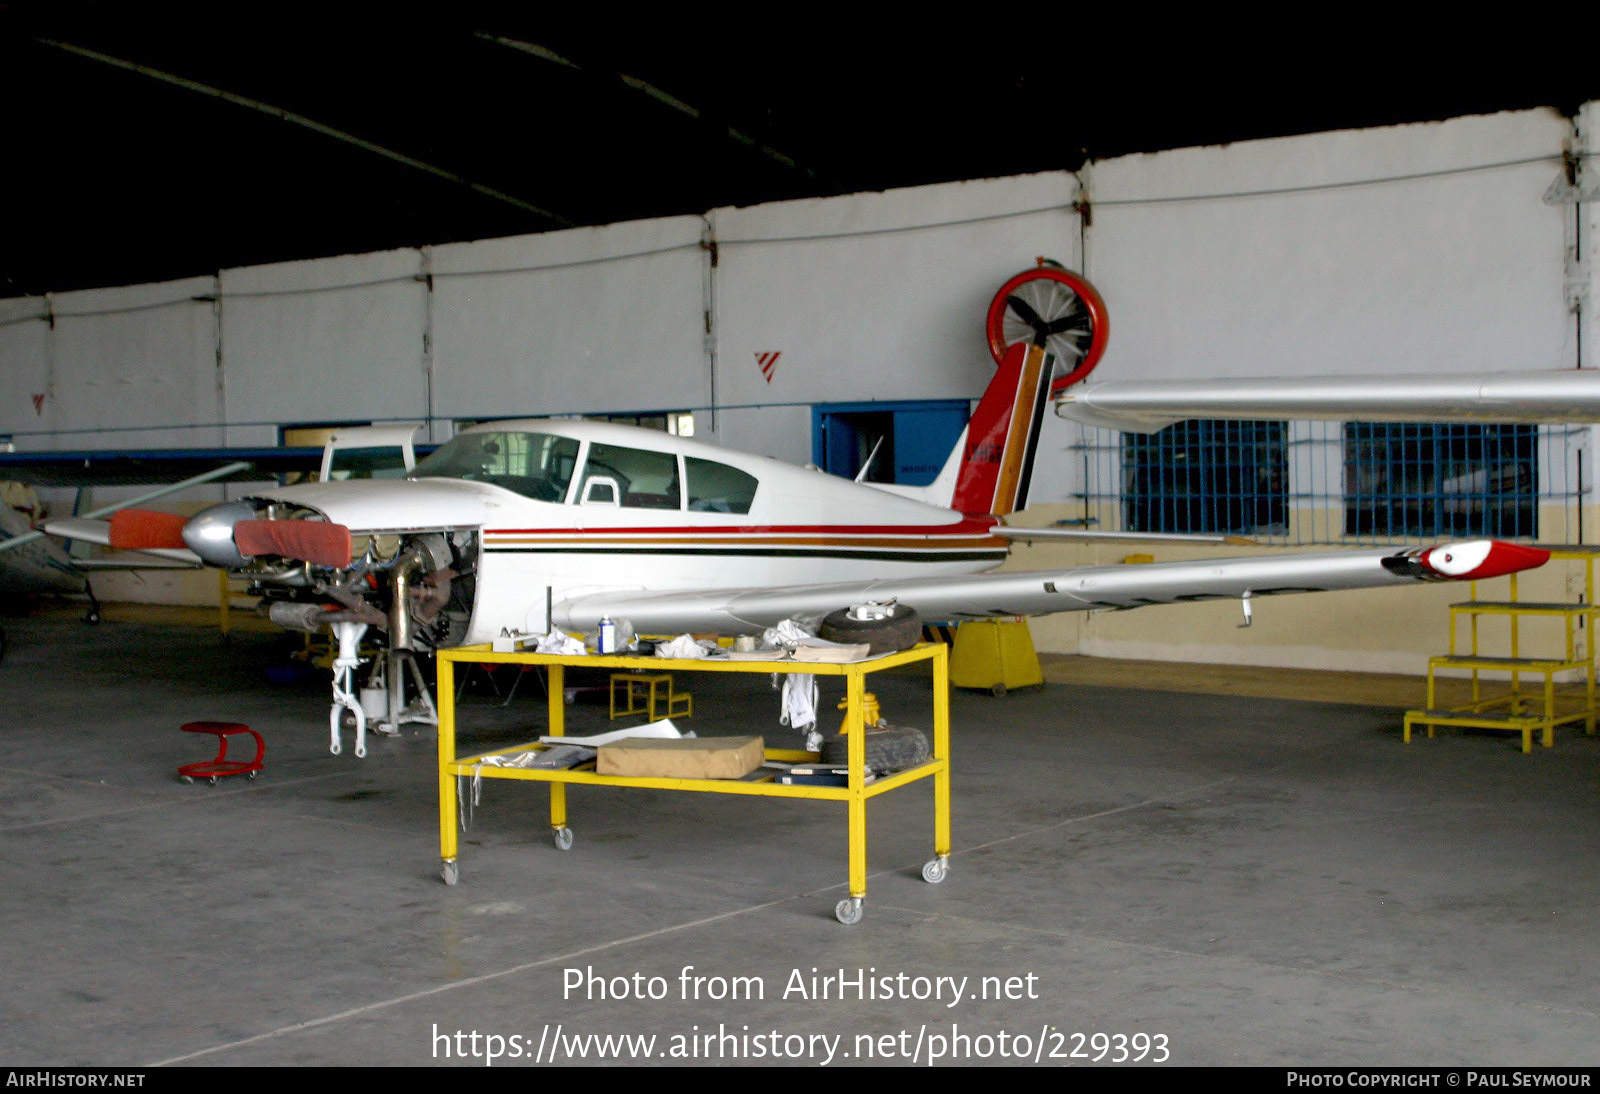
[598,615,616,654]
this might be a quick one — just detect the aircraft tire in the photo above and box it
[818,603,922,654]
[820,725,930,774]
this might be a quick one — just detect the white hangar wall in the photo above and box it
[708,173,1082,466]
[1,278,221,451]
[0,297,53,446]
[429,216,709,428]
[1085,110,1576,382]
[3,103,1595,676]
[219,249,429,445]
[1020,105,1595,672]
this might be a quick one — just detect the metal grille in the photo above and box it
[1121,420,1288,535]
[1344,422,1538,539]
[1072,420,1586,545]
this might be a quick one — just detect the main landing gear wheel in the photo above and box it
[818,602,922,655]
[553,826,574,852]
[835,897,864,926]
[985,262,1109,393]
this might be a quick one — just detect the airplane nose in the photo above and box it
[181,501,257,568]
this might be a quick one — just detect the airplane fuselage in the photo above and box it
[239,419,1007,645]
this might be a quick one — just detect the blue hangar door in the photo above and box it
[812,400,970,486]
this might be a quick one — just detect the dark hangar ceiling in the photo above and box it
[2,5,1597,299]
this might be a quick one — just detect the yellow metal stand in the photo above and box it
[608,672,692,721]
[216,570,257,637]
[437,642,952,925]
[1405,549,1599,752]
[949,618,1043,696]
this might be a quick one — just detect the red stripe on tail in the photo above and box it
[951,343,1054,517]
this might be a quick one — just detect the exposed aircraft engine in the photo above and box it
[184,497,479,652]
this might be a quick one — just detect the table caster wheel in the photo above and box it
[247,771,259,780]
[834,897,864,926]
[441,860,459,885]
[553,827,574,852]
[180,775,194,785]
[207,776,219,786]
[922,857,949,884]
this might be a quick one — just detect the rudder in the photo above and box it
[950,342,1055,517]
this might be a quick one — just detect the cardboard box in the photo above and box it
[597,736,765,779]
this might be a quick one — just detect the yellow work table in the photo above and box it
[436,642,952,925]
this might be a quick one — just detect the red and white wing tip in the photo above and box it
[1417,541,1550,581]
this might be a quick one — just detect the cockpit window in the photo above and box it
[580,443,681,509]
[411,431,579,502]
[685,457,758,514]
[325,446,411,481]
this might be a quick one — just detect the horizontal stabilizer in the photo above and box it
[234,519,352,568]
[109,509,189,550]
[993,526,1256,547]
[1055,371,1600,432]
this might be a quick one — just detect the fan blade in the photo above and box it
[1005,294,1049,342]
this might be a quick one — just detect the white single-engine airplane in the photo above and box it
[0,265,1579,751]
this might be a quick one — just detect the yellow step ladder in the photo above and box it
[1405,549,1598,752]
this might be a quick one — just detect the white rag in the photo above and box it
[655,633,709,659]
[535,631,587,655]
[764,619,816,649]
[777,672,821,750]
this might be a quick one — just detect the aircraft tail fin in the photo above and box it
[948,342,1056,517]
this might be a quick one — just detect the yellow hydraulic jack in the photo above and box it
[836,692,883,734]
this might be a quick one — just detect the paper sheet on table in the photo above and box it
[537,719,693,748]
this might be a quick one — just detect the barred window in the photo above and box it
[1122,420,1288,535]
[1343,423,1538,539]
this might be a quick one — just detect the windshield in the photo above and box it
[410,430,580,502]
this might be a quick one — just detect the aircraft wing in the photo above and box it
[550,540,1547,635]
[1054,370,1600,433]
[0,447,325,487]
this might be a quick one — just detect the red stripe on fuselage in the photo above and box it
[483,516,1003,538]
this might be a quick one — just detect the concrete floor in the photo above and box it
[5,610,1600,1067]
